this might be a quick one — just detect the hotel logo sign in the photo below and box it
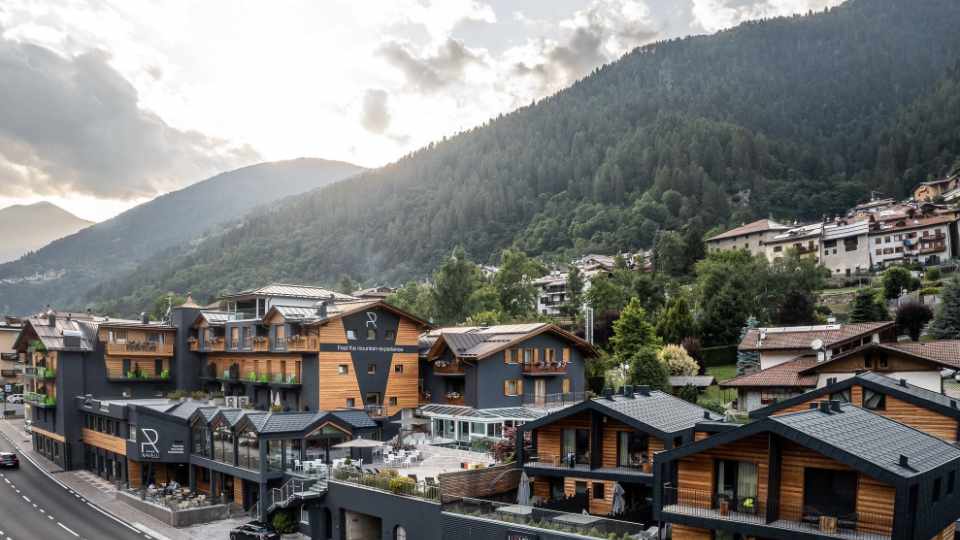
[140,428,160,459]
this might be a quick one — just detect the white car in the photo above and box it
[5,394,22,404]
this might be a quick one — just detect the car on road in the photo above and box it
[229,522,280,540]
[0,452,19,468]
[5,394,22,404]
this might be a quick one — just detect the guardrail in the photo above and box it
[332,467,440,501]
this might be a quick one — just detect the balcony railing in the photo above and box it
[0,369,20,378]
[273,336,318,352]
[24,392,56,408]
[251,338,270,352]
[522,392,587,409]
[432,359,466,375]
[521,361,568,375]
[26,366,56,380]
[661,486,892,539]
[443,393,465,405]
[106,341,174,356]
[443,497,647,539]
[331,467,440,502]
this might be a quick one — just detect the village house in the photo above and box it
[705,218,791,258]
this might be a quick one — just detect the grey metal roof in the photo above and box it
[330,410,377,429]
[19,315,98,352]
[271,305,320,321]
[218,409,244,426]
[259,412,323,434]
[221,283,356,301]
[165,401,216,420]
[668,376,715,388]
[593,391,723,433]
[417,404,549,421]
[196,311,236,325]
[858,371,959,409]
[424,322,595,359]
[772,403,960,476]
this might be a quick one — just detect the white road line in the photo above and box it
[47,515,54,520]
[133,523,171,540]
[38,508,44,513]
[20,496,28,502]
[3,478,9,484]
[57,523,79,537]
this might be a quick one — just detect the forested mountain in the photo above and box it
[0,158,363,314]
[0,203,92,263]
[87,0,960,314]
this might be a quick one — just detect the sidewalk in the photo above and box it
[0,418,249,540]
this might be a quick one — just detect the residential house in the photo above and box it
[705,219,791,258]
[763,222,823,263]
[0,317,23,391]
[914,175,960,202]
[655,403,960,540]
[418,323,597,443]
[869,214,956,267]
[820,219,871,276]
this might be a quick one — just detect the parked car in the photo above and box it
[0,453,19,469]
[6,394,22,404]
[229,522,279,540]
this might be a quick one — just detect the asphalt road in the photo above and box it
[0,433,146,540]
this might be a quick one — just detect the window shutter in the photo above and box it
[517,379,523,396]
[503,380,509,395]
[563,378,571,393]
[533,349,539,364]
[563,348,570,363]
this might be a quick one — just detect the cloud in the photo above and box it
[379,38,484,92]
[510,0,660,92]
[0,35,259,200]
[691,0,842,33]
[360,89,391,134]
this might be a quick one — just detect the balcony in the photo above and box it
[106,341,174,357]
[251,338,270,353]
[523,454,652,483]
[432,359,466,376]
[268,373,301,388]
[0,369,20,378]
[24,392,56,408]
[273,336,318,352]
[25,366,56,380]
[522,392,587,410]
[521,361,568,376]
[661,486,891,540]
[364,404,387,417]
[443,392,465,406]
[108,369,170,383]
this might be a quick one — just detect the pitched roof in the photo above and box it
[771,404,960,476]
[220,283,356,301]
[750,371,960,420]
[719,355,819,388]
[14,315,99,352]
[520,390,722,438]
[706,219,789,242]
[417,404,553,421]
[668,376,715,388]
[738,321,893,351]
[329,410,378,429]
[424,323,597,360]
[798,340,960,374]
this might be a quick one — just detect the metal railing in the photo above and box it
[661,486,892,539]
[521,392,587,409]
[332,467,440,501]
[444,497,648,539]
[521,361,569,375]
[274,336,318,352]
[24,391,56,407]
[432,359,466,375]
[268,476,327,512]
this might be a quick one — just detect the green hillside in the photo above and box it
[89,0,960,314]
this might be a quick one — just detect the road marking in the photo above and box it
[12,489,18,494]
[57,523,79,537]
[47,515,54,520]
[21,496,28,502]
[38,508,44,513]
[133,523,171,540]
[3,478,8,484]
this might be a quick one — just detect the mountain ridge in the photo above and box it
[0,202,92,264]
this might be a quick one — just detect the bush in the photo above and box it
[698,398,726,415]
[896,301,934,341]
[658,344,699,376]
[470,437,495,453]
[676,384,700,404]
[920,287,942,296]
[926,268,942,281]
[388,476,416,495]
[271,510,297,534]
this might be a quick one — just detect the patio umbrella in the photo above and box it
[332,438,386,448]
[273,391,281,408]
[516,471,531,506]
[611,482,626,515]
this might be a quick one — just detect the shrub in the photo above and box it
[896,302,934,341]
[470,437,495,453]
[698,398,726,415]
[926,267,942,281]
[920,286,942,296]
[388,476,416,495]
[657,344,700,376]
[271,510,297,534]
[676,384,700,404]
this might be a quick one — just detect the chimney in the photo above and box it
[623,385,634,397]
[636,385,651,396]
[826,377,836,385]
[140,312,149,324]
[45,307,55,327]
[899,378,908,387]
[703,411,711,419]
[830,400,843,413]
[819,401,832,414]
[899,455,910,468]
[602,388,615,400]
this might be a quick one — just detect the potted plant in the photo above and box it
[160,369,170,380]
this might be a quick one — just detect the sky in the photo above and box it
[0,0,841,222]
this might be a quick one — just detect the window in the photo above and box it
[365,393,380,405]
[715,460,758,511]
[617,431,649,467]
[367,328,376,341]
[394,363,404,374]
[773,246,782,253]
[829,389,851,403]
[562,378,571,394]
[346,398,355,408]
[863,389,886,410]
[230,327,239,346]
[544,349,556,363]
[933,477,942,503]
[385,329,396,341]
[593,482,605,500]
[367,363,376,375]
[878,355,888,369]
[504,349,518,364]
[346,329,357,341]
[561,428,590,465]
[389,396,398,406]
[128,424,137,442]
[504,379,522,396]
[393,525,407,540]
[154,358,163,376]
[522,349,533,363]
[337,364,349,375]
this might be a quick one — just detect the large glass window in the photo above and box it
[617,431,649,468]
[863,389,886,410]
[283,439,302,472]
[213,424,233,464]
[715,460,758,514]
[192,423,210,457]
[561,428,589,465]
[266,439,284,472]
[238,429,259,470]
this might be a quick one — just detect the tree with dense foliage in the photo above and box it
[656,296,696,344]
[83,1,960,317]
[560,266,585,319]
[611,298,661,366]
[658,344,699,376]
[387,281,434,321]
[654,231,687,276]
[430,247,481,325]
[149,292,186,321]
[882,267,914,299]
[929,277,960,339]
[896,301,934,341]
[493,249,544,320]
[336,275,358,295]
[676,384,701,404]
[849,289,889,323]
[628,347,670,392]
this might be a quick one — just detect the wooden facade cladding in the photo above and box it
[31,425,65,443]
[533,411,591,466]
[815,351,944,374]
[383,352,419,416]
[670,524,712,540]
[396,319,420,346]
[104,356,170,378]
[599,417,662,470]
[81,428,127,454]
[564,476,614,515]
[317,318,347,345]
[768,384,959,442]
[128,460,142,488]
[318,351,362,411]
[932,522,956,540]
[98,328,175,356]
[234,477,244,506]
[677,433,770,504]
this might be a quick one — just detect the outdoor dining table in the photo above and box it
[497,505,533,517]
[552,513,602,526]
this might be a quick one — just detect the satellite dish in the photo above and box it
[810,338,824,351]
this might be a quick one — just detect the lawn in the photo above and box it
[701,363,738,405]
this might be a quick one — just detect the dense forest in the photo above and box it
[85,0,960,314]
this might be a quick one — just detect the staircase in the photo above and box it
[266,476,328,514]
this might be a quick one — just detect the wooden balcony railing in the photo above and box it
[106,341,174,356]
[274,336,318,352]
[252,338,270,352]
[433,359,466,375]
[521,361,568,375]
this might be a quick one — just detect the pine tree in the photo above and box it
[431,247,481,325]
[656,296,696,344]
[560,266,585,318]
[929,277,960,339]
[629,347,670,392]
[849,289,888,323]
[611,298,661,364]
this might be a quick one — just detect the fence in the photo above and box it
[331,467,440,501]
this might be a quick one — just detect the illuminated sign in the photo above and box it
[140,428,160,459]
